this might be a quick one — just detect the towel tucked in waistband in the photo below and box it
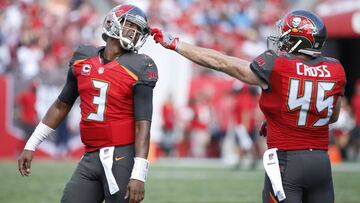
[263,148,286,201]
[99,146,119,195]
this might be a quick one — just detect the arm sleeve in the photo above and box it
[133,84,154,121]
[133,54,158,121]
[58,67,79,105]
[250,50,277,89]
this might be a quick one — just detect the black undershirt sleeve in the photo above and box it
[58,67,79,105]
[133,83,154,121]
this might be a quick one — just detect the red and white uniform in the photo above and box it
[69,45,158,152]
[251,50,346,150]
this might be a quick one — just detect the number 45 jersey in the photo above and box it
[69,45,158,152]
[250,50,346,151]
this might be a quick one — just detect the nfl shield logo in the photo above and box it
[269,153,274,160]
[98,67,104,74]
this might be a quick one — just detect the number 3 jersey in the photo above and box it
[250,50,346,150]
[64,45,158,152]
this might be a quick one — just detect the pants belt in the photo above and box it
[277,149,326,154]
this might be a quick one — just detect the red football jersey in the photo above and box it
[69,45,158,152]
[251,50,346,150]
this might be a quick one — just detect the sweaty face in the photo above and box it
[120,20,142,45]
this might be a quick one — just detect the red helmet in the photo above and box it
[102,4,150,52]
[267,10,327,56]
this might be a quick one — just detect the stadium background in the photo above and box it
[0,0,360,202]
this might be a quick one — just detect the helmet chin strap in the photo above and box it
[298,49,321,56]
[289,39,302,53]
[119,31,147,52]
[119,35,134,51]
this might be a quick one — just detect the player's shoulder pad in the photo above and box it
[253,49,279,66]
[69,45,102,66]
[250,49,281,88]
[117,53,158,82]
[322,56,341,64]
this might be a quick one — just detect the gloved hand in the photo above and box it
[151,28,179,51]
[259,121,267,137]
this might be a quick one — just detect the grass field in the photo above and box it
[1,159,360,203]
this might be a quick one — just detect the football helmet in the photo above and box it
[102,4,150,52]
[267,10,327,56]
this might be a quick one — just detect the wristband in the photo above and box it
[24,122,55,151]
[130,157,149,182]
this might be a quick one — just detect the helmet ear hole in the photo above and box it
[102,33,108,41]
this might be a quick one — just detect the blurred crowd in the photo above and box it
[0,0,103,79]
[158,79,266,168]
[1,0,359,163]
[148,0,275,60]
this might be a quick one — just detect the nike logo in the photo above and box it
[114,156,126,161]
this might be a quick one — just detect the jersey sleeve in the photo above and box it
[133,54,158,121]
[58,67,79,105]
[69,45,101,67]
[133,84,154,121]
[117,53,158,121]
[135,54,158,88]
[250,50,277,87]
[117,53,159,87]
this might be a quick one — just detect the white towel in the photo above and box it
[99,147,119,195]
[263,148,286,201]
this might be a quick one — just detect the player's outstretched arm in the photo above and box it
[18,99,73,176]
[151,28,267,88]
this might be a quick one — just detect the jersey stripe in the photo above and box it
[74,59,87,65]
[121,65,138,80]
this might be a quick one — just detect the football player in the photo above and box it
[18,4,157,203]
[152,10,346,203]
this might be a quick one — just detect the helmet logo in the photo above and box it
[113,5,133,17]
[291,17,302,32]
[115,9,123,15]
[285,15,317,44]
